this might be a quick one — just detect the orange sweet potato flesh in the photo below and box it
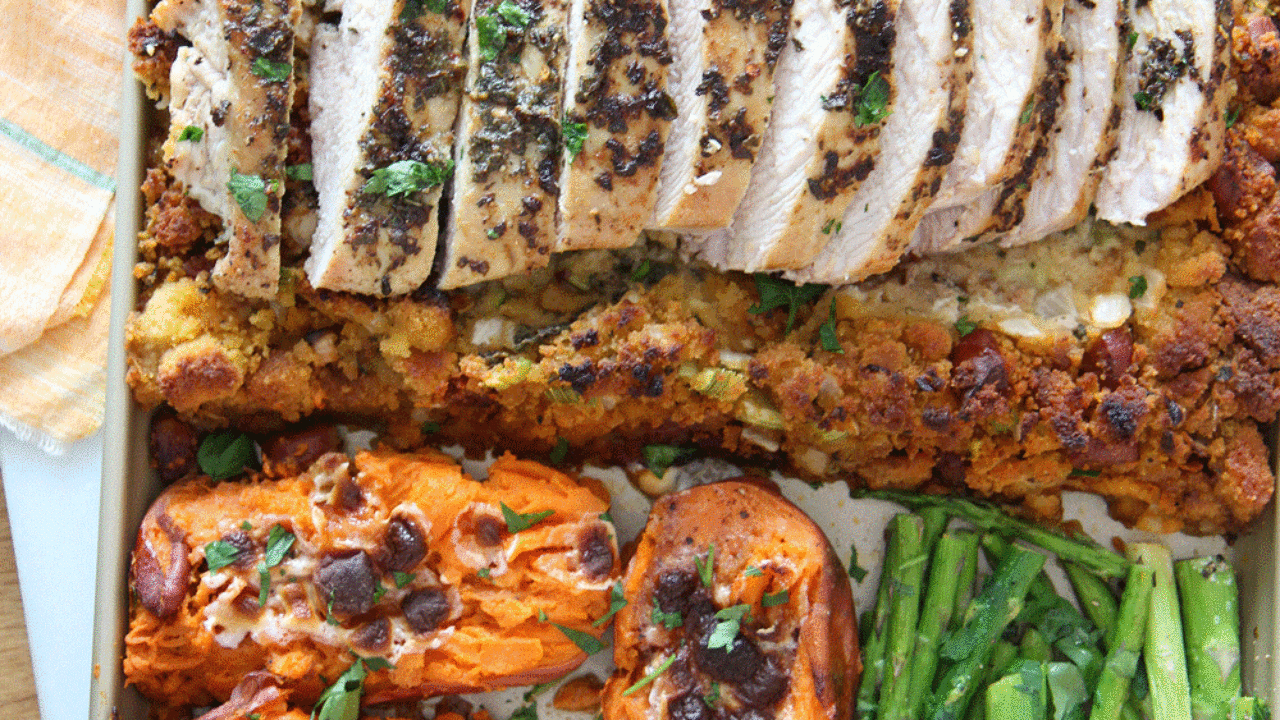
[126,448,620,713]
[603,480,858,720]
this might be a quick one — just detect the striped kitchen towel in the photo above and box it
[0,0,124,450]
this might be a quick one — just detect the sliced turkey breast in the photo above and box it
[927,0,1063,213]
[695,0,897,271]
[555,0,676,251]
[1093,0,1232,224]
[998,0,1125,247]
[783,0,972,284]
[437,0,568,289]
[647,0,794,232]
[912,1,1071,253]
[153,0,298,300]
[306,0,466,297]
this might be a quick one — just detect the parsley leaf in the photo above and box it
[400,0,447,20]
[197,430,256,480]
[478,567,492,579]
[509,703,539,720]
[178,125,204,142]
[703,683,721,707]
[1069,468,1101,478]
[593,581,628,627]
[744,566,763,578]
[553,623,605,654]
[251,57,291,81]
[549,436,569,464]
[227,170,270,223]
[695,543,716,588]
[257,524,294,606]
[600,510,614,524]
[1128,275,1148,299]
[853,71,890,127]
[762,590,789,607]
[393,571,415,588]
[524,681,556,702]
[706,604,750,650]
[819,301,844,354]
[496,0,531,26]
[240,521,253,531]
[204,540,242,573]
[1226,106,1241,129]
[564,118,588,161]
[652,599,683,629]
[1133,91,1153,111]
[360,654,395,672]
[538,608,548,622]
[954,316,978,337]
[1126,31,1138,49]
[642,444,694,477]
[622,654,676,696]
[748,274,827,334]
[373,582,387,603]
[1020,99,1034,125]
[477,13,506,61]
[312,660,365,720]
[631,259,652,282]
[501,502,555,533]
[848,543,868,583]
[362,159,452,197]
[286,163,313,181]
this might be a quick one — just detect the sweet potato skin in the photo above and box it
[604,480,859,720]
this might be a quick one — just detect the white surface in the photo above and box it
[1,429,102,720]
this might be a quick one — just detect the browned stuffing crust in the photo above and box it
[126,12,1280,536]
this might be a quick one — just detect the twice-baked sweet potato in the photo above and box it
[125,449,620,712]
[603,480,858,720]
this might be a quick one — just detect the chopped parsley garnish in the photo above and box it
[250,57,291,81]
[257,524,295,606]
[501,502,555,533]
[400,0,447,20]
[642,444,694,477]
[240,521,253,531]
[286,163,313,181]
[1226,106,1241,129]
[593,581,628,627]
[553,623,605,654]
[495,0,532,26]
[227,170,270,223]
[695,543,716,588]
[600,510,614,524]
[744,566,763,578]
[197,430,256,480]
[707,604,751,650]
[564,118,588,161]
[819,301,844,354]
[748,274,827,334]
[477,14,506,61]
[372,582,387,603]
[821,218,841,235]
[178,125,203,142]
[478,567,492,579]
[652,599,683,629]
[487,228,501,239]
[508,704,539,720]
[762,590,789,607]
[393,571,415,588]
[1069,468,1102,478]
[848,543,868,583]
[954,316,978,337]
[538,608,548,622]
[1128,275,1148,299]
[853,71,890,127]
[312,660,366,720]
[204,540,242,573]
[549,436,569,464]
[326,596,341,625]
[1020,99,1034,125]
[524,681,556,701]
[422,421,441,435]
[622,654,676,696]
[362,159,452,198]
[631,259,652,282]
[1133,91,1154,111]
[1127,31,1138,49]
[703,683,721,707]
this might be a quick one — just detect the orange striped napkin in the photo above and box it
[0,0,124,450]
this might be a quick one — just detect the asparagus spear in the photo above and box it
[954,533,981,626]
[1090,563,1154,720]
[906,531,980,718]
[1066,562,1119,638]
[1175,556,1242,720]
[986,660,1048,719]
[854,490,1130,579]
[1228,697,1272,720]
[1022,627,1054,663]
[857,513,909,719]
[921,506,951,554]
[928,544,1046,720]
[1125,543,1191,720]
[880,515,929,720]
[965,641,1021,720]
